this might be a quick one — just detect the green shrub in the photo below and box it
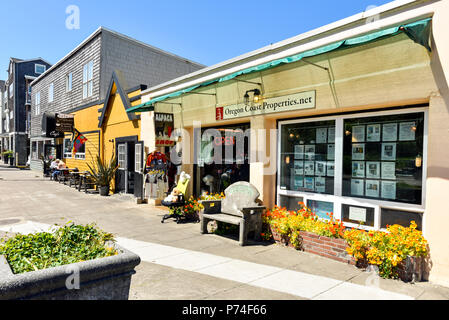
[0,223,118,274]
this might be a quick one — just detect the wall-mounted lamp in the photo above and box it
[244,89,262,104]
[285,155,291,164]
[345,130,352,136]
[415,154,422,168]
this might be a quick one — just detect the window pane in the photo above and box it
[48,84,53,102]
[135,144,142,172]
[280,120,335,195]
[88,81,93,97]
[88,61,93,80]
[342,112,424,205]
[342,204,375,227]
[278,195,304,212]
[83,84,87,99]
[381,208,423,230]
[307,199,334,220]
[83,64,88,83]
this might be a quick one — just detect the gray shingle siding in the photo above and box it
[30,34,102,139]
[29,27,205,167]
[99,30,203,98]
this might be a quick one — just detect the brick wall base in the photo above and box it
[271,227,356,265]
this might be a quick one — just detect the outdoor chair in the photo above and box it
[161,173,191,224]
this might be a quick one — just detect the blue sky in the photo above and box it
[0,0,393,80]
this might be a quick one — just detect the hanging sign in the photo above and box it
[55,114,75,133]
[154,112,175,147]
[216,90,316,120]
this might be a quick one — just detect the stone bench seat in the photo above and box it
[200,182,266,246]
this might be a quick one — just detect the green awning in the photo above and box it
[128,18,431,113]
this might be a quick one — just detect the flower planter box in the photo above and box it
[0,244,140,300]
[270,226,288,245]
[270,227,355,265]
[299,231,356,265]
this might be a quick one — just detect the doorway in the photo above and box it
[115,136,137,194]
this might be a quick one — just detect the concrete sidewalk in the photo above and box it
[1,166,448,300]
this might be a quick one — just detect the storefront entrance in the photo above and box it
[116,136,136,195]
[194,123,250,196]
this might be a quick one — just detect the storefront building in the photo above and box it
[131,0,449,286]
[60,72,146,195]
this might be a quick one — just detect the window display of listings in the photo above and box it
[343,112,424,205]
[281,120,335,195]
[278,109,426,231]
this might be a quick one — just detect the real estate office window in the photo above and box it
[278,107,427,231]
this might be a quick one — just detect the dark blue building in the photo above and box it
[3,58,52,165]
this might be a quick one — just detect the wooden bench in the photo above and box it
[200,182,265,246]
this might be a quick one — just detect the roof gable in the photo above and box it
[98,71,139,128]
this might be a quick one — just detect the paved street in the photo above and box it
[1,165,449,300]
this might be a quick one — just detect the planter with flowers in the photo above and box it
[262,205,355,264]
[261,203,429,281]
[173,196,204,222]
[344,222,428,282]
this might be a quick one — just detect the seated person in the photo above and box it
[50,159,59,170]
[52,160,67,180]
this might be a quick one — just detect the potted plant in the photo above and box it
[2,150,13,164]
[86,154,118,196]
[0,223,140,300]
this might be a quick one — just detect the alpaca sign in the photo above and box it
[154,112,175,147]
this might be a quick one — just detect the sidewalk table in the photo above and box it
[69,171,89,188]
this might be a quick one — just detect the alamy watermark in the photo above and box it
[66,5,80,30]
[65,265,80,290]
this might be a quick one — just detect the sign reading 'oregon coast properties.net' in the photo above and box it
[216,90,316,120]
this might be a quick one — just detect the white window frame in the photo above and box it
[277,106,428,231]
[35,92,41,115]
[118,144,127,170]
[135,143,142,173]
[75,153,86,160]
[66,73,73,92]
[9,83,13,98]
[82,61,94,99]
[35,64,46,74]
[48,83,54,103]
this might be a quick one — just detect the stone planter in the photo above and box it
[0,244,140,300]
